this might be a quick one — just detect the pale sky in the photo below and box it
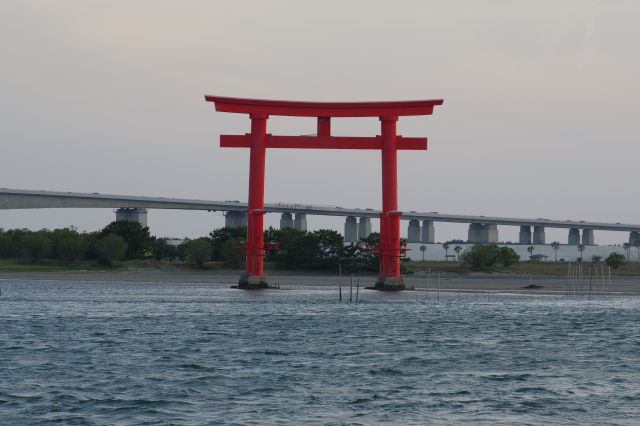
[1,1,639,244]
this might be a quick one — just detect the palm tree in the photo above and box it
[454,245,462,261]
[419,244,427,261]
[527,245,535,259]
[442,243,450,261]
[623,242,630,261]
[577,244,585,262]
[551,241,560,262]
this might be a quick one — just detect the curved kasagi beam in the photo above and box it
[205,95,444,117]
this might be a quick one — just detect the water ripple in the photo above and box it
[1,280,640,424]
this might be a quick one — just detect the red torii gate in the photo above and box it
[205,96,443,290]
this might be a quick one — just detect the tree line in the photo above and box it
[3,223,624,272]
[0,223,390,272]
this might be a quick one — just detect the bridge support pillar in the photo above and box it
[421,220,434,243]
[533,226,546,245]
[630,231,640,246]
[568,228,581,245]
[116,208,148,227]
[582,229,594,246]
[358,217,371,240]
[519,226,532,245]
[468,223,483,243]
[293,213,307,232]
[485,224,498,243]
[468,223,498,243]
[225,210,247,228]
[279,212,293,229]
[344,216,358,243]
[407,220,421,243]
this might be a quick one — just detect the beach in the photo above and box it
[1,269,639,295]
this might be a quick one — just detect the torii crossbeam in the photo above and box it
[205,96,443,290]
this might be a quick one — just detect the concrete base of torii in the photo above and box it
[371,275,406,291]
[234,273,277,289]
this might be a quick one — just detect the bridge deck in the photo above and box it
[1,188,638,232]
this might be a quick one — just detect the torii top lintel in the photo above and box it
[205,95,444,118]
[205,95,444,150]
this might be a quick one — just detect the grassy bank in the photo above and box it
[3,258,640,277]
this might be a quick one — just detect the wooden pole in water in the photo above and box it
[338,264,342,302]
[608,266,612,297]
[589,262,593,299]
[437,272,440,302]
[349,274,353,303]
[356,278,360,303]
[566,262,570,297]
[426,267,431,300]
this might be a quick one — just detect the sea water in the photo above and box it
[1,280,639,424]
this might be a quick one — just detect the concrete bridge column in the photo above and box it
[294,213,307,232]
[582,229,594,245]
[224,210,247,228]
[407,220,421,243]
[568,228,580,245]
[468,223,483,243]
[519,226,532,245]
[344,216,358,243]
[421,220,434,243]
[485,224,499,243]
[630,231,640,246]
[279,213,293,229]
[116,208,148,227]
[358,217,371,240]
[533,226,546,245]
[469,223,498,243]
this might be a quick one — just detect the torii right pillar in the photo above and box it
[376,116,403,290]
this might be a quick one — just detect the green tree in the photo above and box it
[605,252,625,269]
[56,234,88,262]
[2,229,30,258]
[551,241,560,262]
[499,246,520,267]
[527,245,535,259]
[99,221,153,259]
[454,245,462,261]
[23,231,52,262]
[442,242,450,261]
[95,234,127,267]
[0,230,11,258]
[462,244,519,271]
[310,229,344,269]
[220,237,244,268]
[210,226,247,261]
[153,238,178,261]
[187,238,212,269]
[353,232,380,272]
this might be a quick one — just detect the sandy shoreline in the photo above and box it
[1,269,639,295]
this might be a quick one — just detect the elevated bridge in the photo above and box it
[1,188,638,246]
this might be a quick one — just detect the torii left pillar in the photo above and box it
[241,114,268,287]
